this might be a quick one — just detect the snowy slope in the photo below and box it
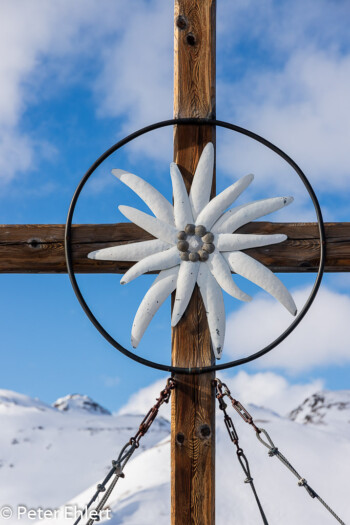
[43,409,350,524]
[38,393,350,525]
[0,388,349,524]
[0,390,169,524]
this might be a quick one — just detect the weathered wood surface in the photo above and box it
[171,1,216,524]
[0,223,151,274]
[0,222,349,273]
[171,146,216,522]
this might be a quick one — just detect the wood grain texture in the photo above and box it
[174,0,215,119]
[1,222,349,273]
[172,1,216,524]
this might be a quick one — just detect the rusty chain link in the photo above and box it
[73,377,176,525]
[73,374,346,525]
[130,377,175,446]
[215,377,261,433]
[214,378,269,525]
[215,377,347,525]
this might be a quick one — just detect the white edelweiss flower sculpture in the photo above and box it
[88,143,297,359]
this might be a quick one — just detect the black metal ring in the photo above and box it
[65,118,326,375]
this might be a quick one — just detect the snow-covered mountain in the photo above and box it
[53,393,112,415]
[289,389,350,428]
[0,389,169,524]
[0,388,349,524]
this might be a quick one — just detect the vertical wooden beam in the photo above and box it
[171,1,216,524]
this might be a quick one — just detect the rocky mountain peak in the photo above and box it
[289,390,350,425]
[52,394,111,415]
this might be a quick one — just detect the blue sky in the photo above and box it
[1,0,350,414]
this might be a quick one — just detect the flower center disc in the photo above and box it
[188,235,202,252]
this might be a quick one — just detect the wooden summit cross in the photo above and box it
[1,1,350,524]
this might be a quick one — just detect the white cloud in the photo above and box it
[117,376,171,419]
[0,0,159,184]
[216,0,350,198]
[218,0,350,61]
[327,273,350,293]
[220,370,323,415]
[1,0,349,197]
[229,50,350,194]
[225,285,350,374]
[117,371,323,419]
[100,375,120,388]
[95,0,172,127]
[0,131,34,183]
[94,0,173,162]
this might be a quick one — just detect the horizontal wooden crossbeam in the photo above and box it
[0,222,349,274]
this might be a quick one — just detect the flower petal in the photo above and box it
[170,163,194,229]
[196,173,254,230]
[216,233,287,251]
[224,251,297,315]
[119,205,178,244]
[121,246,180,284]
[131,267,179,348]
[211,202,247,233]
[112,169,174,224]
[189,142,214,220]
[206,251,252,302]
[171,261,199,327]
[197,263,225,359]
[88,239,171,262]
[214,196,293,234]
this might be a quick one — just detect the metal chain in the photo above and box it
[215,378,261,433]
[256,428,347,525]
[214,379,269,525]
[216,378,347,525]
[73,377,176,525]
